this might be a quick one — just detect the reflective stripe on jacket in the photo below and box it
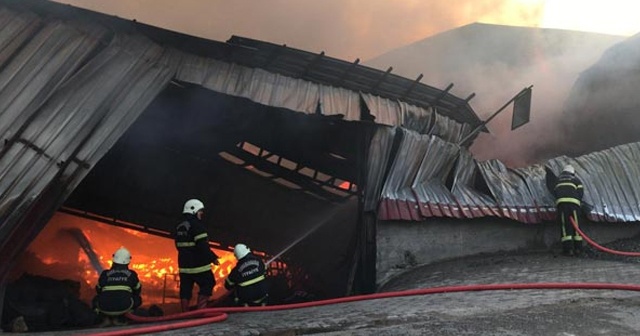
[174,215,219,274]
[95,264,141,315]
[554,172,584,206]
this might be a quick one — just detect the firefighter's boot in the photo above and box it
[180,299,190,312]
[197,295,209,309]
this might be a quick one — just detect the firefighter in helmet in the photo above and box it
[174,199,220,312]
[225,243,268,306]
[553,165,584,256]
[93,247,142,326]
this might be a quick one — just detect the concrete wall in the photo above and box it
[376,217,640,288]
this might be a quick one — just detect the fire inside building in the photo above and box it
[3,0,640,333]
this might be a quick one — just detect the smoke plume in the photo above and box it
[54,0,544,61]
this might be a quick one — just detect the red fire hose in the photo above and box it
[82,216,640,336]
[83,282,640,336]
[570,216,640,257]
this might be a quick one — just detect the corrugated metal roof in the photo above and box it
[377,128,640,223]
[0,15,176,275]
[0,0,484,278]
[225,35,482,129]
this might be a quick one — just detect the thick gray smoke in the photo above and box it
[366,24,625,166]
[54,0,544,61]
[559,33,640,156]
[51,0,633,166]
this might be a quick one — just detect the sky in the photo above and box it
[49,0,640,166]
[52,0,640,62]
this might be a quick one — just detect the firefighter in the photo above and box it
[174,199,220,312]
[93,247,142,327]
[225,243,269,307]
[553,165,584,256]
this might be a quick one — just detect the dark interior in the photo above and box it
[58,82,362,298]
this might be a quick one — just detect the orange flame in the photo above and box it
[22,212,238,308]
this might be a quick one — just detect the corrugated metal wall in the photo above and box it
[376,128,640,223]
[3,2,639,288]
[0,3,476,280]
[0,9,178,277]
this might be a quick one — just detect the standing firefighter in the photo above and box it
[225,243,268,307]
[174,199,220,312]
[554,165,584,256]
[93,247,142,327]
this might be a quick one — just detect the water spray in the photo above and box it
[266,204,345,266]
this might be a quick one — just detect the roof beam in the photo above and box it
[370,66,393,91]
[338,58,360,86]
[300,51,325,78]
[430,83,454,106]
[400,73,423,99]
[262,43,287,68]
[228,147,350,202]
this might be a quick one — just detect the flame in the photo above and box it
[21,212,241,308]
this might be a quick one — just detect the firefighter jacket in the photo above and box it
[554,172,584,206]
[174,214,219,274]
[225,253,268,305]
[95,264,142,315]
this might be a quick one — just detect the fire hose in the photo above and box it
[83,216,640,336]
[570,215,640,257]
[84,282,640,336]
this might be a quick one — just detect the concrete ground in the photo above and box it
[30,247,640,336]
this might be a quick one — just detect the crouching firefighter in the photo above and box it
[553,165,584,256]
[174,199,220,312]
[93,247,142,326]
[225,243,268,307]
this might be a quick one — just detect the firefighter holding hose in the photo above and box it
[553,165,584,256]
[174,199,220,312]
[225,243,269,306]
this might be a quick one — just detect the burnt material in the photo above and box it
[1,274,96,332]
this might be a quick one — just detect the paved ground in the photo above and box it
[27,249,640,335]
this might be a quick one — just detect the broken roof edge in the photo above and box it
[2,0,483,133]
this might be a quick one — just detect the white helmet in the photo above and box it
[234,243,251,260]
[563,165,575,175]
[113,247,131,265]
[183,199,205,214]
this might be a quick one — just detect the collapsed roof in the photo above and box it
[2,0,639,295]
[0,0,483,288]
[375,128,640,223]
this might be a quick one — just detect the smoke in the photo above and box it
[49,0,629,166]
[366,24,625,167]
[559,33,640,155]
[54,0,544,61]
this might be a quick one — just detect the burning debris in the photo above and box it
[12,213,237,310]
[3,210,323,331]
